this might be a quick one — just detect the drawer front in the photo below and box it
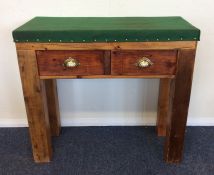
[111,50,177,75]
[36,50,105,76]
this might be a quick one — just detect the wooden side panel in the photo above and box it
[103,51,111,75]
[111,51,123,75]
[36,50,105,76]
[16,41,197,51]
[45,79,61,136]
[164,49,196,163]
[40,75,175,79]
[111,50,177,76]
[17,50,52,162]
[156,79,172,136]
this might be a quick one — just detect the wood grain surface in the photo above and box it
[15,41,197,163]
[17,50,52,162]
[16,41,197,51]
[45,79,61,136]
[157,79,172,136]
[36,50,105,76]
[111,50,177,76]
[164,49,196,163]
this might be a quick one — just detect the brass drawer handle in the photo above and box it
[63,57,80,68]
[136,57,153,68]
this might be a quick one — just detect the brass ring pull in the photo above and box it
[136,57,153,68]
[63,57,80,68]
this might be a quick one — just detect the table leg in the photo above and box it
[45,79,61,136]
[156,79,172,136]
[164,49,196,163]
[17,50,52,162]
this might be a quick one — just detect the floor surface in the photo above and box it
[0,126,213,175]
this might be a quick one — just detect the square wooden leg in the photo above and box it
[17,50,52,162]
[156,79,171,136]
[45,79,61,136]
[164,49,196,163]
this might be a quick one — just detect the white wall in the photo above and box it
[0,0,214,127]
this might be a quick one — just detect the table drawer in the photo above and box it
[111,50,177,76]
[36,50,105,76]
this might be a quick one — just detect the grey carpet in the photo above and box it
[0,126,213,175]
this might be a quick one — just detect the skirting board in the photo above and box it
[0,112,214,127]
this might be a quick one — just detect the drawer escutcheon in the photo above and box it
[63,57,80,68]
[136,57,153,68]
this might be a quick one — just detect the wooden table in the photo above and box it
[13,17,200,163]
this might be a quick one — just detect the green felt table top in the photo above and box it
[12,17,200,43]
